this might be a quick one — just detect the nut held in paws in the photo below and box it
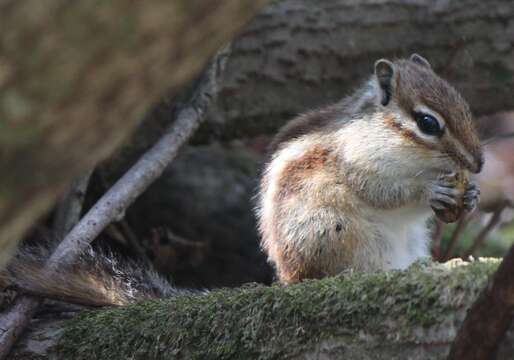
[432,171,469,223]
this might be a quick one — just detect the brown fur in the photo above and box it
[270,60,482,173]
[394,59,483,171]
[271,210,361,284]
[1,247,186,307]
[277,243,327,284]
[383,113,438,151]
[268,105,340,155]
[268,144,347,283]
[276,144,332,199]
[258,55,483,284]
[263,138,362,284]
[268,81,377,155]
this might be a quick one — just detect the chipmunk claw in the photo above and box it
[428,173,461,210]
[462,182,480,212]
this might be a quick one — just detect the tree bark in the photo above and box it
[196,0,514,142]
[8,260,514,360]
[449,244,514,359]
[0,1,269,266]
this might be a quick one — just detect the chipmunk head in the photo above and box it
[372,54,483,174]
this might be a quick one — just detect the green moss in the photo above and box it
[57,259,499,359]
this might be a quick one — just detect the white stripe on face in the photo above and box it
[414,104,478,171]
[408,104,445,143]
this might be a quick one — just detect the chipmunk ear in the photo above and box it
[374,59,395,106]
[410,53,431,68]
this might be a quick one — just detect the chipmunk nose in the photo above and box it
[461,141,484,174]
[463,148,484,174]
[471,152,484,174]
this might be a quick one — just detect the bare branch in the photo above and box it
[0,171,92,360]
[448,244,514,359]
[464,204,507,258]
[442,215,469,261]
[0,297,40,360]
[47,46,230,266]
[98,171,151,262]
[0,47,228,358]
[0,1,269,267]
[431,220,443,260]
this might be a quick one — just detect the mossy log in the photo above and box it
[0,1,269,266]
[10,260,514,359]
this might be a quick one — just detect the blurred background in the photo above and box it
[6,0,514,290]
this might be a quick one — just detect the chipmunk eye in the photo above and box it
[413,112,442,136]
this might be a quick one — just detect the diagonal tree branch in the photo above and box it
[48,46,230,266]
[0,46,229,359]
[0,1,269,268]
[0,47,229,359]
[0,297,40,360]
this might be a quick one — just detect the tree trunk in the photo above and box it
[0,1,269,266]
[196,0,514,142]
[8,260,514,359]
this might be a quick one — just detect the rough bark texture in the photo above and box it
[0,296,40,360]
[195,0,514,142]
[0,1,269,266]
[449,245,514,359]
[8,260,514,359]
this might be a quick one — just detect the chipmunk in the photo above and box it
[256,54,483,284]
[0,54,483,307]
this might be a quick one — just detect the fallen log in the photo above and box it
[10,259,514,359]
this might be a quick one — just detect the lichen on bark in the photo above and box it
[52,259,507,360]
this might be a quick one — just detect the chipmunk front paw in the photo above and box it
[428,172,462,211]
[462,181,480,212]
[428,172,478,223]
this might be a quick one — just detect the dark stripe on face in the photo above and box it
[441,137,481,172]
[383,115,438,151]
[393,60,483,172]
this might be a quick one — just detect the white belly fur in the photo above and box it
[369,205,432,270]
